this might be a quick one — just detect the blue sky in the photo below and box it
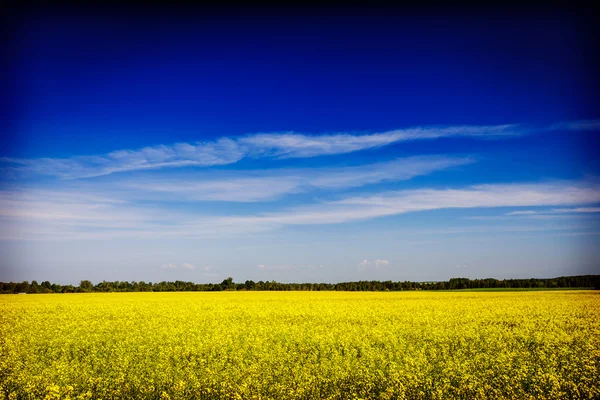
[1,9,599,284]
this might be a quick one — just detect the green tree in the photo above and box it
[221,277,234,290]
[79,280,93,292]
[30,280,40,293]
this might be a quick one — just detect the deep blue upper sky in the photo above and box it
[6,9,598,156]
[1,7,599,283]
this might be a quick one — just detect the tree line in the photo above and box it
[0,275,598,294]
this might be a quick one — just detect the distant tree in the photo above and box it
[30,280,40,293]
[62,285,76,293]
[1,274,599,294]
[2,282,16,294]
[16,281,30,293]
[79,280,93,292]
[221,277,234,290]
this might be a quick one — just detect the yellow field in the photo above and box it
[1,291,599,399]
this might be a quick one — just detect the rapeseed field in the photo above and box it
[1,291,598,399]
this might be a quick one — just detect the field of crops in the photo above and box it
[1,291,599,399]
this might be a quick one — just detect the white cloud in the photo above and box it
[2,120,596,180]
[0,124,518,179]
[550,207,600,213]
[211,181,600,229]
[1,138,244,180]
[237,124,519,159]
[506,210,539,216]
[1,180,599,241]
[118,155,474,202]
[505,207,600,217]
[375,259,390,267]
[159,263,198,271]
[359,259,390,270]
[470,207,600,221]
[301,182,600,224]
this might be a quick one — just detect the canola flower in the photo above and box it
[0,291,599,399]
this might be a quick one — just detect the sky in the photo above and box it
[1,6,599,284]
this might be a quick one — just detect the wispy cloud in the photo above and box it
[506,207,600,216]
[375,259,390,267]
[160,263,197,271]
[0,124,519,179]
[4,119,596,180]
[0,188,172,227]
[506,210,539,216]
[252,181,600,226]
[182,263,196,270]
[237,124,519,159]
[547,120,600,132]
[118,155,475,202]
[358,259,390,270]
[1,138,245,180]
[548,207,600,213]
[2,180,598,241]
[468,207,600,221]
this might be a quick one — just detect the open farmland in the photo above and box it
[1,291,599,399]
